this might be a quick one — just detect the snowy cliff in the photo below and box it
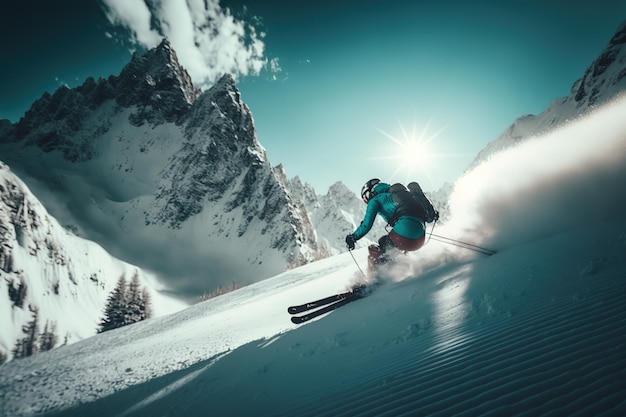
[287,179,381,255]
[0,162,185,362]
[0,39,321,297]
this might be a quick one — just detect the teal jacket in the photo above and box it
[353,182,425,241]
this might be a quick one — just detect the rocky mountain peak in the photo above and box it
[327,181,355,199]
[215,72,237,90]
[115,38,200,125]
[571,20,626,106]
[3,38,204,157]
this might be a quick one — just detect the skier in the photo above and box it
[345,178,438,271]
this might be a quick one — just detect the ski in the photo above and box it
[290,295,359,324]
[288,291,354,315]
[289,285,367,325]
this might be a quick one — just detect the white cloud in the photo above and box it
[100,0,271,89]
[101,0,162,47]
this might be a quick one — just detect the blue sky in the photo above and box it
[1,1,625,194]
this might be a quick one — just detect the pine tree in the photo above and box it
[39,321,58,352]
[12,339,25,359]
[98,275,127,333]
[13,307,39,358]
[126,272,142,325]
[23,307,39,357]
[140,287,152,320]
[98,272,152,333]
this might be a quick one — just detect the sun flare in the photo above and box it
[373,119,447,185]
[400,139,433,166]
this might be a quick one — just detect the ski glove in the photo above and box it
[345,234,356,250]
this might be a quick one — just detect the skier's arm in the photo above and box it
[353,199,380,240]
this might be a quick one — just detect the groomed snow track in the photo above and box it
[275,268,626,417]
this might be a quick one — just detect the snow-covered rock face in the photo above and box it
[291,179,385,255]
[468,21,626,170]
[573,21,626,107]
[0,39,320,297]
[0,162,185,362]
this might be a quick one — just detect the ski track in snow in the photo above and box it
[285,265,626,417]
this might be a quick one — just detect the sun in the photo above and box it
[399,137,434,166]
[373,119,447,185]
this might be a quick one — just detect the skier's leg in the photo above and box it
[376,235,396,265]
[367,244,381,271]
[368,235,396,272]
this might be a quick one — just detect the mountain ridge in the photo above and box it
[0,39,325,297]
[468,20,626,170]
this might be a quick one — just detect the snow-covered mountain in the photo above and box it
[0,39,322,296]
[287,178,382,255]
[468,20,626,169]
[0,162,186,363]
[1,92,624,417]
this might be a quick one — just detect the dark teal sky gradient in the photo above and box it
[2,0,625,193]
[235,0,626,192]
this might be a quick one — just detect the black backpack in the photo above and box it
[388,182,438,225]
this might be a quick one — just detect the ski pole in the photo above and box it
[429,233,496,256]
[348,248,368,280]
[425,216,438,246]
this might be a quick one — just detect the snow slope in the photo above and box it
[0,162,187,361]
[0,98,625,416]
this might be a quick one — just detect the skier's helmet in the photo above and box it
[361,178,380,203]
